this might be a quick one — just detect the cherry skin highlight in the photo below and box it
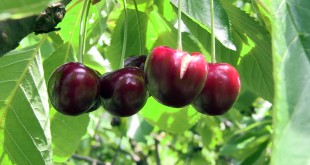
[192,63,241,116]
[48,62,100,116]
[145,46,208,108]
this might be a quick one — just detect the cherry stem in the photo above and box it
[120,0,128,69]
[133,0,143,55]
[210,0,216,63]
[256,0,271,15]
[177,0,182,51]
[78,0,91,63]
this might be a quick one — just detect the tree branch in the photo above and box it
[129,139,148,164]
[0,0,72,56]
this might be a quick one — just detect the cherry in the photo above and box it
[192,63,241,116]
[100,67,148,117]
[145,46,208,108]
[124,55,147,70]
[110,117,121,127]
[86,99,102,113]
[48,62,100,116]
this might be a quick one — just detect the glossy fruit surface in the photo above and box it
[86,99,102,113]
[124,55,147,70]
[192,63,241,116]
[145,46,208,108]
[48,62,100,116]
[100,67,148,117]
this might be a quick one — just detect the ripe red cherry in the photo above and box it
[100,67,148,117]
[86,99,102,113]
[124,55,147,70]
[192,63,241,116]
[48,62,100,116]
[145,46,208,108]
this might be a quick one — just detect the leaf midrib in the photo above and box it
[1,36,46,119]
[0,35,48,163]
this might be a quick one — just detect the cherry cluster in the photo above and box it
[48,59,148,117]
[48,46,240,117]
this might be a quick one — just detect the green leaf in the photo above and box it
[191,152,208,165]
[140,97,201,134]
[0,0,57,20]
[154,0,175,21]
[196,116,223,149]
[107,8,203,70]
[183,1,274,102]
[58,1,83,54]
[170,0,236,50]
[119,0,154,12]
[147,10,202,54]
[85,0,114,51]
[0,46,52,164]
[233,90,257,116]
[51,110,90,162]
[220,124,270,161]
[43,42,75,81]
[271,0,310,164]
[106,9,149,70]
[220,1,274,101]
[241,141,269,165]
[127,117,153,143]
[48,32,65,49]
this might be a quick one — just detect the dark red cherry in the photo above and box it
[48,62,100,116]
[86,99,102,113]
[124,55,147,70]
[192,63,241,116]
[100,67,148,117]
[145,46,208,108]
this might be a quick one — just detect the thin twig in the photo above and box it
[119,0,128,69]
[177,0,182,50]
[72,154,105,165]
[154,138,161,165]
[129,139,147,164]
[256,0,271,15]
[133,0,143,55]
[79,0,91,63]
[210,0,216,63]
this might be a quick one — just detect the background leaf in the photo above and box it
[171,0,236,50]
[221,1,274,102]
[220,122,270,160]
[51,111,90,162]
[106,9,149,70]
[271,0,310,164]
[0,45,52,164]
[57,1,83,55]
[43,42,75,81]
[119,0,154,12]
[0,0,57,20]
[140,97,201,134]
